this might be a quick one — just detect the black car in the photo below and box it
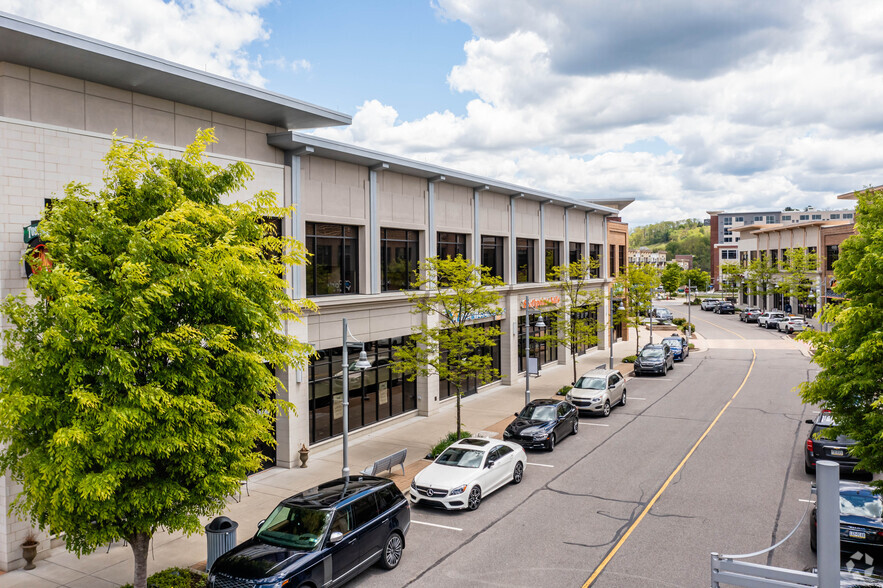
[714,302,735,314]
[634,343,674,376]
[662,335,688,361]
[209,476,409,588]
[810,481,883,553]
[504,399,578,451]
[805,411,863,475]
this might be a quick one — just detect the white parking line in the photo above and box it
[583,423,610,427]
[629,397,647,400]
[526,462,554,468]
[411,520,462,531]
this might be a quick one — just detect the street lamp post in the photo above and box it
[523,296,546,406]
[341,318,371,480]
[608,299,621,369]
[686,280,692,340]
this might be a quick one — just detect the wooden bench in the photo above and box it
[361,448,407,476]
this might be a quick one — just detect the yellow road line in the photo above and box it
[583,314,755,587]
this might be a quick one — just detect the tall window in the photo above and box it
[826,245,839,271]
[770,249,778,265]
[438,321,501,399]
[481,236,504,280]
[308,336,417,444]
[545,240,561,280]
[518,314,558,372]
[516,238,536,283]
[570,242,584,264]
[381,228,419,292]
[438,232,467,260]
[305,223,359,296]
[618,245,626,273]
[609,244,616,277]
[723,217,732,225]
[589,244,602,278]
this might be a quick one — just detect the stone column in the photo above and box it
[417,311,441,417]
[277,318,311,468]
[500,293,521,386]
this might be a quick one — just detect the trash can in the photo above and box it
[206,516,238,572]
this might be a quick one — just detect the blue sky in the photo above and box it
[255,1,473,120]
[0,0,876,226]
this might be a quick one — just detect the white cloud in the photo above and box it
[0,0,272,86]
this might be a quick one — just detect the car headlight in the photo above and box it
[565,392,572,401]
[503,429,511,438]
[533,433,549,440]
[410,479,416,489]
[450,484,468,496]
[590,397,601,403]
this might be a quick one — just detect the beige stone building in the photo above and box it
[0,13,631,569]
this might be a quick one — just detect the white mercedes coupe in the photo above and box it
[409,437,526,510]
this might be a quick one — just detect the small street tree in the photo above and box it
[800,187,883,480]
[681,268,710,292]
[720,262,742,300]
[778,247,819,316]
[546,257,603,384]
[393,255,503,440]
[0,131,313,588]
[744,253,777,309]
[615,264,661,354]
[660,262,683,297]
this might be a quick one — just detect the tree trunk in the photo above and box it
[128,531,151,588]
[572,351,577,385]
[455,386,462,440]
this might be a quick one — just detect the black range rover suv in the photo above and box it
[209,476,409,588]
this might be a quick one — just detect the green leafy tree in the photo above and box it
[393,255,503,439]
[799,188,883,480]
[681,268,710,292]
[615,264,661,354]
[545,257,603,384]
[0,131,313,588]
[778,247,818,316]
[744,253,777,309]
[720,262,742,300]
[660,262,684,296]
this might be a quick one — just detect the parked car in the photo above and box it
[739,307,762,322]
[804,411,863,475]
[651,307,673,323]
[810,481,883,554]
[713,301,736,315]
[662,335,689,361]
[634,343,674,376]
[209,476,410,588]
[757,311,785,328]
[765,314,792,330]
[410,438,526,510]
[566,369,626,417]
[700,298,723,311]
[777,317,807,333]
[504,399,579,447]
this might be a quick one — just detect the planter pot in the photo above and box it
[21,541,37,570]
[299,451,309,468]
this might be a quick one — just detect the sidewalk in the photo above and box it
[0,329,678,588]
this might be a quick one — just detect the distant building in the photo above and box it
[628,247,667,268]
[674,255,693,270]
[707,207,855,291]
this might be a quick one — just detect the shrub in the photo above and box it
[120,568,207,588]
[672,318,686,327]
[688,343,696,350]
[622,355,637,363]
[556,385,572,396]
[678,322,696,334]
[428,430,472,458]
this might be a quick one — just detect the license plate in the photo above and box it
[849,530,866,539]
[830,449,844,457]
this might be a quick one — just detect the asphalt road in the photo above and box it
[354,301,824,587]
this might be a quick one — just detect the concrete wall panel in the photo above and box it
[378,171,426,226]
[435,183,473,231]
[85,94,133,136]
[480,191,509,235]
[514,198,540,236]
[545,205,565,239]
[30,83,85,129]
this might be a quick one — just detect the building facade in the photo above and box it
[0,13,629,569]
[628,247,666,268]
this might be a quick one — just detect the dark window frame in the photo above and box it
[545,240,561,280]
[481,235,505,281]
[305,222,360,297]
[381,228,420,292]
[516,238,536,283]
[437,232,467,260]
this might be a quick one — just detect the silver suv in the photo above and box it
[757,311,785,328]
[567,369,626,417]
[700,298,722,311]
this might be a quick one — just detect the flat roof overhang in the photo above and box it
[269,131,623,215]
[0,11,351,130]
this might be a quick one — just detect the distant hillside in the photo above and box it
[630,219,710,272]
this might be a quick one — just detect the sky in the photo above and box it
[1,0,877,226]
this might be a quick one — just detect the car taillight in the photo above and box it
[806,439,813,452]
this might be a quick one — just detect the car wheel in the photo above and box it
[547,433,556,451]
[804,463,815,475]
[572,418,579,435]
[512,461,524,484]
[810,527,817,553]
[602,400,611,417]
[379,532,404,570]
[467,486,482,510]
[620,390,627,406]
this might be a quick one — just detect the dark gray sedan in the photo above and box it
[634,343,674,376]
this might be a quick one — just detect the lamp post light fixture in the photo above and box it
[341,317,372,480]
[524,295,546,406]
